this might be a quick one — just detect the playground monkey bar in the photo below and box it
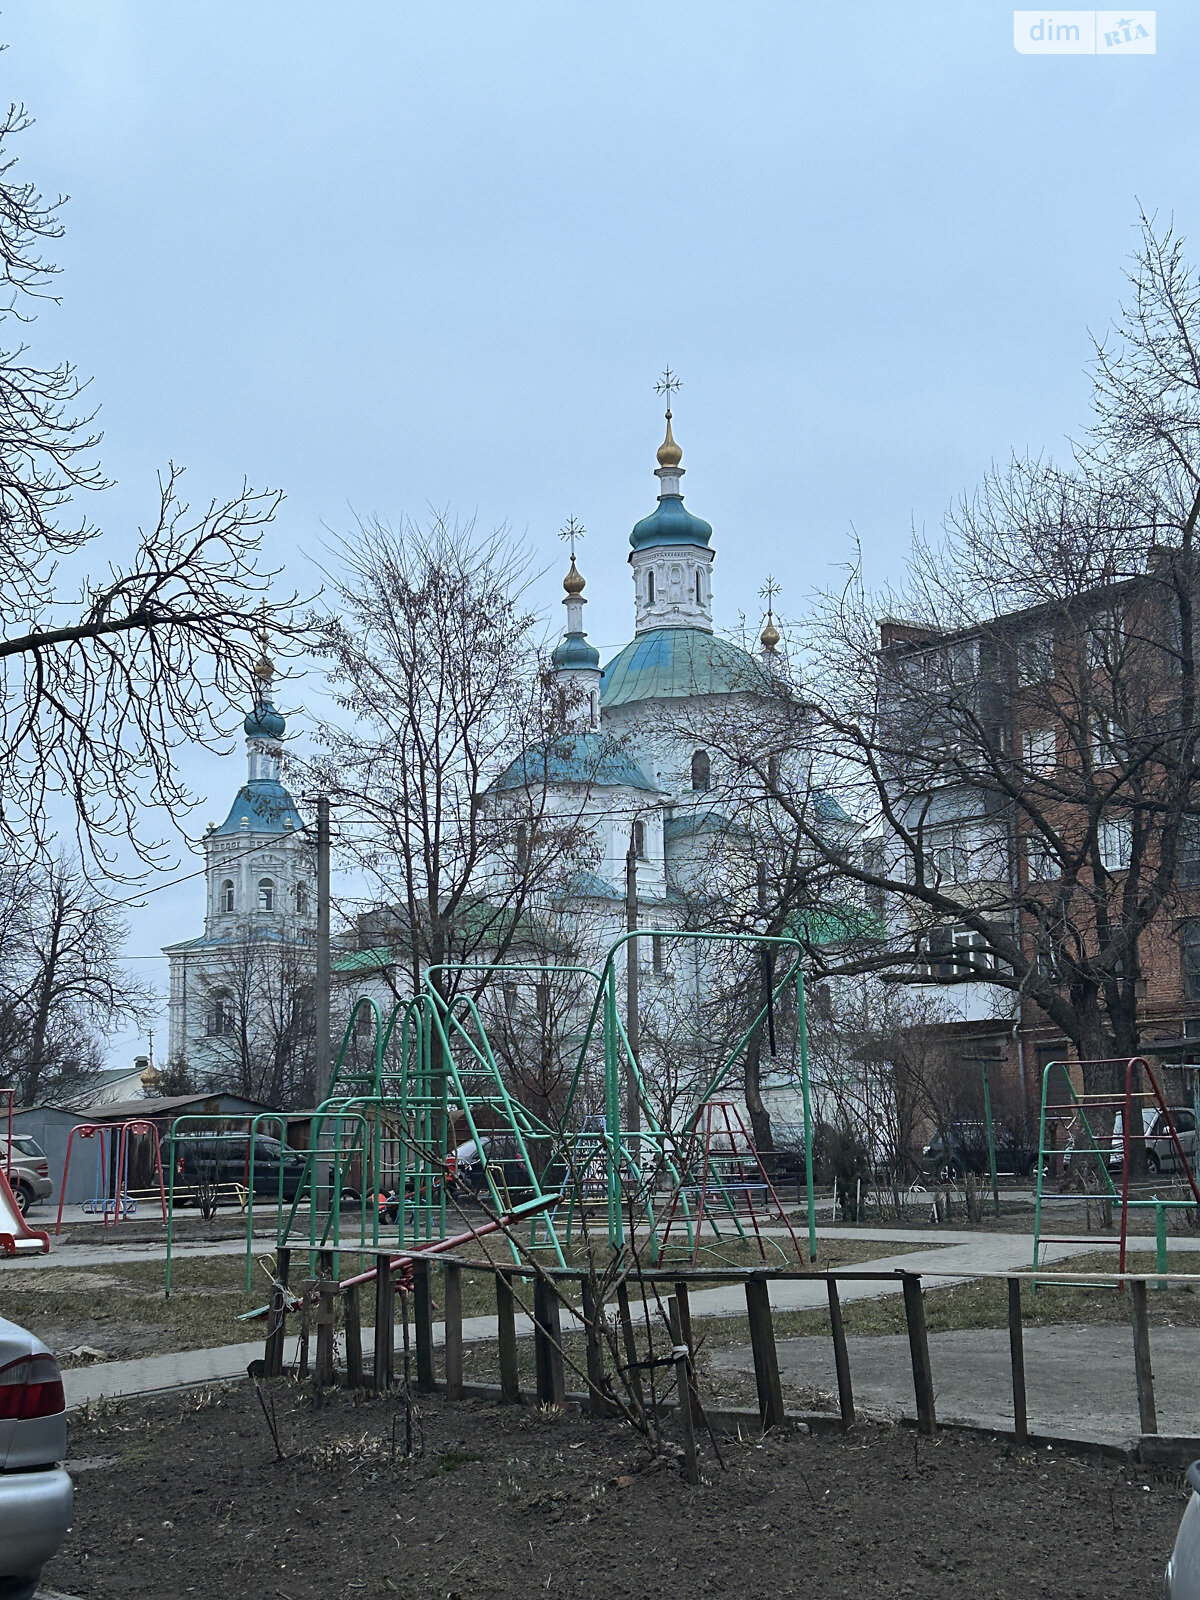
[1033,1057,1200,1284]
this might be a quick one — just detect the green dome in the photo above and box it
[630,494,713,552]
[551,632,601,670]
[600,628,766,707]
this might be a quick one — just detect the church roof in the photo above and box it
[629,494,713,551]
[601,628,767,707]
[211,778,304,837]
[492,731,658,793]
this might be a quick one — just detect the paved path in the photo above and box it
[711,1322,1200,1448]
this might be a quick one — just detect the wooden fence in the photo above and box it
[262,1250,1200,1448]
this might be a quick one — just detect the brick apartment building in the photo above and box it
[872,553,1200,1127]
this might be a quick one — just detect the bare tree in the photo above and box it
[0,100,302,868]
[311,516,598,1022]
[693,217,1200,1115]
[0,854,153,1104]
[191,931,316,1110]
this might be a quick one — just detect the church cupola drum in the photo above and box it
[628,370,715,635]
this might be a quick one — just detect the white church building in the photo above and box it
[162,642,315,1076]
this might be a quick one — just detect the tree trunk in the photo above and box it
[744,1028,773,1155]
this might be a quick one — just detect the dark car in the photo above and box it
[921,1121,1038,1184]
[173,1134,308,1205]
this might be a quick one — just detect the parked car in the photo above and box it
[0,1138,52,1216]
[1103,1106,1196,1176]
[173,1134,308,1205]
[0,1315,71,1600]
[921,1121,1038,1184]
[1165,1460,1200,1598]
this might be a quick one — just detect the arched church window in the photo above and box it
[590,691,598,726]
[695,570,703,604]
[207,990,235,1038]
[220,879,235,913]
[295,883,309,915]
[767,753,781,792]
[258,877,276,912]
[691,749,711,792]
[647,570,655,603]
[516,823,528,869]
[632,819,646,859]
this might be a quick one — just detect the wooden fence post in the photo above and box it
[901,1273,936,1435]
[496,1270,520,1404]
[444,1262,464,1400]
[745,1275,784,1432]
[412,1256,435,1394]
[1007,1277,1028,1443]
[673,1280,703,1427]
[533,1275,566,1406]
[581,1275,608,1415]
[668,1296,700,1485]
[373,1253,393,1391]
[826,1277,855,1430]
[343,1284,363,1389]
[1130,1278,1158,1436]
[313,1249,336,1388]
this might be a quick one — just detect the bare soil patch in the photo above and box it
[44,1382,1185,1599]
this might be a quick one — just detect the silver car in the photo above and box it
[1166,1462,1200,1598]
[0,1316,72,1600]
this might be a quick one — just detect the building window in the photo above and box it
[220,879,235,913]
[1017,628,1055,687]
[1098,816,1132,873]
[1184,920,1200,1002]
[694,570,702,604]
[652,934,664,974]
[1025,834,1058,881]
[1179,816,1200,888]
[503,980,519,1017]
[1022,727,1056,776]
[632,819,646,859]
[207,991,235,1037]
[767,753,781,792]
[1091,711,1126,768]
[295,882,309,914]
[516,823,528,869]
[590,691,598,726]
[919,925,995,982]
[691,749,711,791]
[257,877,276,911]
[647,570,655,604]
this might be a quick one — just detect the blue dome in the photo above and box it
[244,696,285,740]
[601,628,766,707]
[551,632,601,670]
[491,732,657,793]
[212,779,304,837]
[630,494,713,551]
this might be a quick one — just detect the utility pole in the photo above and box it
[625,823,642,1145]
[315,794,331,1101]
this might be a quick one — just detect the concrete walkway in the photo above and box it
[711,1323,1200,1448]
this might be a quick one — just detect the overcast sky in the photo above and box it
[5,1,1193,1065]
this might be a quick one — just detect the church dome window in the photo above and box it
[220,879,235,913]
[691,749,711,792]
[647,570,655,603]
[258,877,276,912]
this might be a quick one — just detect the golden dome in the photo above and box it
[138,1057,160,1091]
[760,615,781,653]
[656,411,683,469]
[563,558,586,596]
